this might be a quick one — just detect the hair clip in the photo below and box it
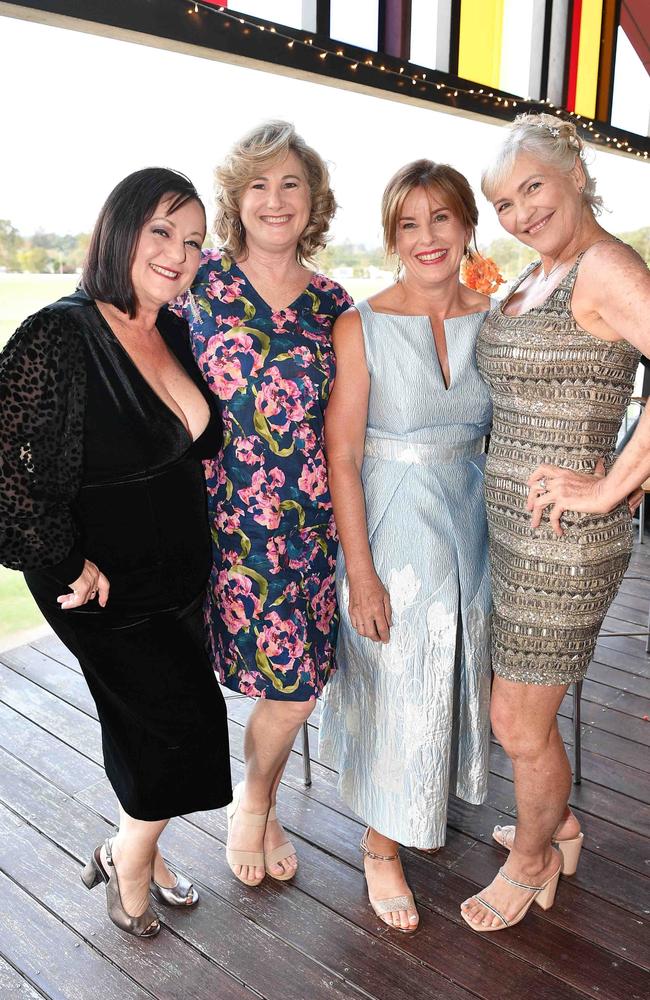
[537,122,560,138]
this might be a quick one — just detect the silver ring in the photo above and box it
[538,478,547,492]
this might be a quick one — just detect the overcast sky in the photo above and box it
[1,12,648,250]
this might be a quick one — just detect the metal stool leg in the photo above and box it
[301,721,312,787]
[573,679,582,785]
[639,494,645,544]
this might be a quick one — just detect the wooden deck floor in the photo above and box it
[1,546,649,1000]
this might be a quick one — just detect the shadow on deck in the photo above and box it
[0,545,649,1000]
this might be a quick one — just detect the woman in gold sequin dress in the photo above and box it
[461,114,650,933]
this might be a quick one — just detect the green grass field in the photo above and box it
[0,273,78,348]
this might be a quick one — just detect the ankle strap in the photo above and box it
[360,829,399,862]
[104,837,115,867]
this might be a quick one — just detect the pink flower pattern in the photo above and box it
[173,250,353,699]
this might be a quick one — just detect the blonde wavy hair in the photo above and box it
[213,120,337,264]
[481,112,603,216]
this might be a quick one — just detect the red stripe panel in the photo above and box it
[566,0,582,112]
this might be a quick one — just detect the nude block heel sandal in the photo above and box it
[492,824,584,876]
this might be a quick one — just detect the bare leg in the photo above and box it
[462,676,570,929]
[263,745,298,877]
[100,803,168,918]
[229,699,315,882]
[363,827,419,931]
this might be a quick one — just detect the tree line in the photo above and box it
[2,218,648,278]
[0,220,89,274]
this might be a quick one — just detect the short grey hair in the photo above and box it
[481,113,603,216]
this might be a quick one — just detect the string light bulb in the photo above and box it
[179,0,646,161]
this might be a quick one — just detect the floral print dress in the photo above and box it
[173,251,352,700]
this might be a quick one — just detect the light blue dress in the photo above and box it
[319,299,493,848]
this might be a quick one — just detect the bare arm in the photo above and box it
[325,309,391,643]
[529,242,650,533]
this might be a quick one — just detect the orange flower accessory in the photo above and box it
[461,254,506,295]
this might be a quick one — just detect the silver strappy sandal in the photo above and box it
[360,827,419,933]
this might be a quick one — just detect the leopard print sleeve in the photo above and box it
[0,306,86,577]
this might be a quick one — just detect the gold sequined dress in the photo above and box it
[477,252,640,684]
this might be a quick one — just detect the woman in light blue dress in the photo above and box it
[320,161,495,933]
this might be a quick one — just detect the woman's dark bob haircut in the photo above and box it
[82,167,205,318]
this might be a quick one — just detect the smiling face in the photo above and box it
[395,185,468,286]
[491,151,585,254]
[238,150,311,258]
[130,196,205,311]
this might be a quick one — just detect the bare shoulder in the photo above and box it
[461,288,492,312]
[332,304,364,350]
[333,304,362,334]
[581,238,648,284]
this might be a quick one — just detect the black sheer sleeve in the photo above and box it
[0,306,86,581]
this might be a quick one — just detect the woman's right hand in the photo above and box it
[57,559,110,610]
[348,572,392,643]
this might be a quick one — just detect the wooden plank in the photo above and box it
[0,645,97,718]
[573,675,649,719]
[180,770,650,998]
[0,871,151,1000]
[226,696,650,885]
[0,957,44,999]
[0,805,253,1000]
[480,771,650,880]
[555,711,650,771]
[0,755,402,1000]
[0,700,102,796]
[489,744,650,835]
[445,792,650,919]
[79,775,590,1000]
[0,748,110,853]
[489,736,650,805]
[449,841,650,979]
[587,660,650,699]
[0,662,102,762]
[558,692,650,746]
[180,752,650,979]
[30,632,81,671]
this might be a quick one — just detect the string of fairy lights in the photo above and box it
[182,1,648,160]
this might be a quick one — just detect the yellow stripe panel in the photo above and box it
[575,0,604,118]
[458,0,505,90]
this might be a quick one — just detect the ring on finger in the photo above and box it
[538,477,547,492]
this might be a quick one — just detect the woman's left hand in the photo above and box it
[527,459,610,537]
[627,487,643,516]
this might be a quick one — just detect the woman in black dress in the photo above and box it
[0,168,231,938]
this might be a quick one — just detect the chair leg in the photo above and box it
[573,680,582,785]
[639,495,645,544]
[301,721,312,787]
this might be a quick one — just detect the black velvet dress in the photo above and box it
[0,290,231,821]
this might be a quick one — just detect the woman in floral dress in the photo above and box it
[174,121,351,886]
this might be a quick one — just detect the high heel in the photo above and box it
[150,863,199,907]
[264,804,297,882]
[360,828,419,934]
[492,824,584,876]
[461,853,562,933]
[81,838,160,938]
[226,782,268,886]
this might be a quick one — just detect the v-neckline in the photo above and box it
[231,260,317,315]
[365,303,491,393]
[92,301,200,443]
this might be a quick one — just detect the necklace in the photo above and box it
[542,255,574,282]
[541,256,572,282]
